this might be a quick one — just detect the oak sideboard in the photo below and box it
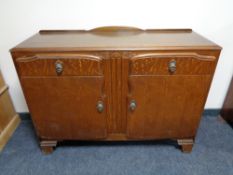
[10,26,222,154]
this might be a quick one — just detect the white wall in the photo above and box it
[0,0,232,112]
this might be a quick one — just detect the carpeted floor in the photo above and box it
[0,116,233,175]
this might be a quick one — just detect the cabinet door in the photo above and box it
[17,54,108,140]
[126,52,216,139]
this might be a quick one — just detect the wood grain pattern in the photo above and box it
[127,75,211,139]
[21,76,107,140]
[10,27,222,153]
[16,54,103,76]
[108,52,126,133]
[130,52,216,75]
[10,28,221,52]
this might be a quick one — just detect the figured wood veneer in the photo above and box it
[130,52,216,75]
[16,54,103,76]
[10,26,222,154]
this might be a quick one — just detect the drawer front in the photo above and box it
[16,54,103,76]
[130,52,217,75]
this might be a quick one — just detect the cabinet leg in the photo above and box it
[177,139,194,153]
[40,140,57,154]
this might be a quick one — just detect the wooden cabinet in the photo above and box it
[221,77,233,126]
[0,71,21,152]
[10,27,222,154]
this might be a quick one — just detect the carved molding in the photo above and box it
[89,26,143,32]
[16,53,103,63]
[16,53,105,76]
[131,52,216,61]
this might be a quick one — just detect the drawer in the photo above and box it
[16,54,103,76]
[129,52,217,75]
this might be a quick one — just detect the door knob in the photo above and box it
[168,60,176,73]
[129,100,137,111]
[55,61,63,75]
[96,101,104,113]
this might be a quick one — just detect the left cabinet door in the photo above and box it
[16,53,108,140]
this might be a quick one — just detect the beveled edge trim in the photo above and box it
[131,52,216,61]
[39,28,192,34]
[16,53,103,63]
[146,29,192,32]
[39,30,86,34]
[11,45,222,52]
[0,85,8,96]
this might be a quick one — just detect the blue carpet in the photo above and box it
[0,116,233,175]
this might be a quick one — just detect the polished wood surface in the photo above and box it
[127,75,211,139]
[90,26,144,32]
[0,71,21,152]
[10,27,222,154]
[129,52,216,75]
[21,76,107,140]
[11,28,221,52]
[16,54,103,76]
[221,77,233,125]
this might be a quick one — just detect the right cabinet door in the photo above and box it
[126,52,217,139]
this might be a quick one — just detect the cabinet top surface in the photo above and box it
[11,28,221,52]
